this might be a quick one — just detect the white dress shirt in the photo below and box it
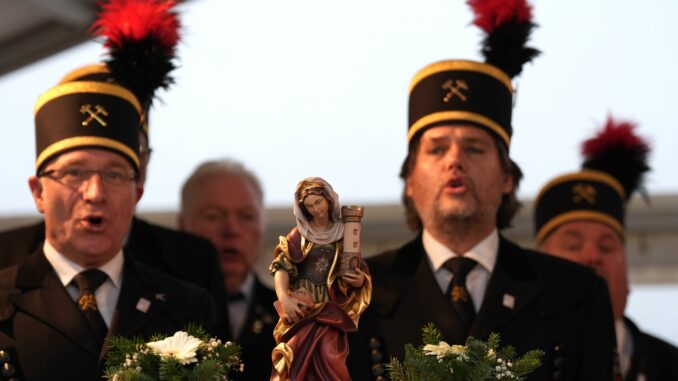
[228,272,255,340]
[43,240,124,327]
[616,318,634,378]
[423,228,499,312]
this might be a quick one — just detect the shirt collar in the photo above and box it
[423,228,498,274]
[239,272,255,301]
[43,240,124,289]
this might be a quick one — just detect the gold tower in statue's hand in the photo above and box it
[339,205,364,277]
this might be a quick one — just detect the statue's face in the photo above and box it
[303,194,330,222]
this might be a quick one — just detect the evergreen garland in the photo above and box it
[104,324,242,381]
[387,323,543,381]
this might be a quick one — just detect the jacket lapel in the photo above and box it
[394,237,468,344]
[11,249,102,358]
[109,258,166,337]
[412,254,468,344]
[470,237,542,339]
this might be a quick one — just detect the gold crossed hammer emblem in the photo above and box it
[572,183,597,204]
[78,294,98,312]
[451,285,470,303]
[442,79,469,102]
[80,104,109,127]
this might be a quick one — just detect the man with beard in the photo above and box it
[179,159,278,381]
[348,1,615,379]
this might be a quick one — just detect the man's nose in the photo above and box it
[445,144,465,171]
[81,173,106,202]
[580,243,602,267]
[220,214,241,236]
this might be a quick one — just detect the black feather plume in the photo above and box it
[581,117,651,200]
[480,19,540,78]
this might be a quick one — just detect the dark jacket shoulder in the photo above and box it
[0,221,44,269]
[626,317,678,380]
[502,240,607,314]
[128,217,217,260]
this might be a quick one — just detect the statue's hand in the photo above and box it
[342,267,366,288]
[280,295,308,324]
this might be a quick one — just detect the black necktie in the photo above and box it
[72,269,109,343]
[227,291,245,302]
[443,257,477,335]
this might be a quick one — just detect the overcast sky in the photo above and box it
[1,0,676,216]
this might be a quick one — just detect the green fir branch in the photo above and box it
[386,324,544,381]
[421,322,442,345]
[104,325,242,381]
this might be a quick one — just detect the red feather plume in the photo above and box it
[466,0,539,78]
[89,0,181,112]
[581,115,651,200]
[91,0,179,53]
[582,116,648,158]
[467,0,533,33]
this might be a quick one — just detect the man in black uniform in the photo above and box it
[0,75,216,381]
[534,116,678,380]
[0,64,230,340]
[348,1,615,380]
[179,159,278,381]
[0,0,230,339]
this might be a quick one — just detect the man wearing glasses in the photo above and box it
[0,63,231,341]
[0,79,217,380]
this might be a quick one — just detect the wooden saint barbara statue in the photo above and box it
[269,177,371,381]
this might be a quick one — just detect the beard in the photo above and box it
[428,184,491,236]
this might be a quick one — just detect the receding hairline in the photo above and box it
[180,159,264,212]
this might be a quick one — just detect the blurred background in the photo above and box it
[0,0,676,344]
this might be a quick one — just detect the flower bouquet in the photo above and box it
[104,324,242,381]
[387,323,543,381]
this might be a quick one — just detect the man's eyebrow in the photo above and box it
[458,136,490,145]
[560,229,583,239]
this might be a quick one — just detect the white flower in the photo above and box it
[147,331,203,365]
[423,341,466,359]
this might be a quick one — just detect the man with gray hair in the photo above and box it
[179,159,278,381]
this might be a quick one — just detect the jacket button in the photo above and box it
[0,350,10,363]
[370,349,383,363]
[552,370,563,380]
[369,337,381,350]
[2,362,15,377]
[371,363,385,376]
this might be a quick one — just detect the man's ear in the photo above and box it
[28,176,46,214]
[502,170,514,195]
[177,214,186,230]
[134,183,144,203]
[405,176,414,198]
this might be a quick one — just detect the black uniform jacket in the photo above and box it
[0,249,217,381]
[348,235,616,381]
[625,317,678,381]
[0,218,230,339]
[232,276,278,381]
